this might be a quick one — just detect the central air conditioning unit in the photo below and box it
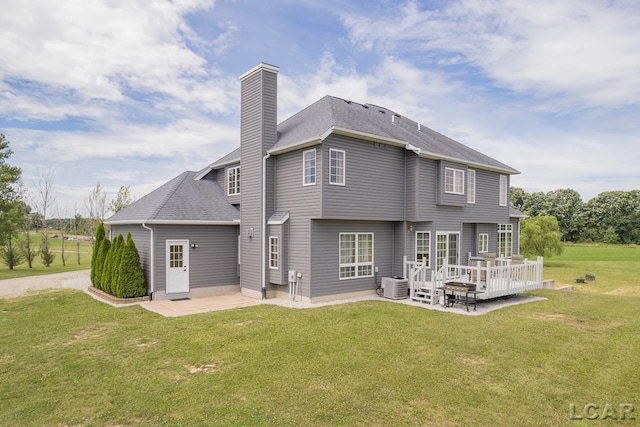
[382,277,409,300]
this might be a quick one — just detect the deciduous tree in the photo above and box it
[0,134,23,261]
[33,169,57,267]
[109,186,133,214]
[520,216,564,258]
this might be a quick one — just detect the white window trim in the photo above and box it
[338,232,374,280]
[478,233,488,253]
[302,149,316,186]
[499,175,508,206]
[435,231,460,269]
[415,231,431,268]
[227,166,240,196]
[329,148,346,186]
[444,167,465,195]
[467,169,476,204]
[498,224,513,257]
[269,236,279,270]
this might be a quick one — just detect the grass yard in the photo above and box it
[0,244,639,426]
[545,243,640,296]
[0,233,92,280]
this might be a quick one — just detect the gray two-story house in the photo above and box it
[106,62,528,302]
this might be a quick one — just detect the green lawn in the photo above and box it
[1,245,639,426]
[544,243,640,296]
[0,233,92,280]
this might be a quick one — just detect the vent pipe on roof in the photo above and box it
[418,123,421,132]
[392,114,395,123]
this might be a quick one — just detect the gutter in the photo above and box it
[105,219,240,226]
[331,126,521,175]
[141,222,155,300]
[261,152,270,299]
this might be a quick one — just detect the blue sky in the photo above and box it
[1,0,639,216]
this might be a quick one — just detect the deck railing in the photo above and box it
[404,256,544,301]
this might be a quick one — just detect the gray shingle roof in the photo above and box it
[272,96,518,173]
[509,206,527,218]
[204,95,518,174]
[105,171,239,224]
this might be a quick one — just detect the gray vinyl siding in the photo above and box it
[467,169,510,223]
[417,157,510,225]
[111,224,151,293]
[510,217,520,255]
[405,154,418,221]
[272,149,322,295]
[321,135,405,220]
[462,223,475,260]
[393,222,409,277]
[240,66,278,292]
[153,225,239,294]
[310,220,394,298]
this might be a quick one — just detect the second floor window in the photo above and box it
[329,149,345,185]
[467,169,476,204]
[445,167,464,194]
[227,166,240,195]
[303,149,316,185]
[499,175,508,206]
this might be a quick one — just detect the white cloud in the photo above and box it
[0,0,218,107]
[341,0,640,110]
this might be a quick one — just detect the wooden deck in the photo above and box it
[404,256,544,305]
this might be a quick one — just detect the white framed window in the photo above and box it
[415,231,431,267]
[445,167,464,195]
[269,236,279,269]
[329,149,345,185]
[227,166,240,196]
[339,232,373,279]
[467,169,476,204]
[499,175,508,206]
[436,232,460,270]
[303,149,316,186]
[497,224,512,257]
[478,233,488,253]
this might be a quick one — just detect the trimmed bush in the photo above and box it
[115,233,146,298]
[101,234,124,295]
[90,222,106,286]
[93,238,110,290]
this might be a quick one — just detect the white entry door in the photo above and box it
[166,240,189,294]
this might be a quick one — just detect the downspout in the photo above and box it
[261,153,271,299]
[142,222,155,300]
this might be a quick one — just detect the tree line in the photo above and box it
[511,187,640,244]
[0,134,133,270]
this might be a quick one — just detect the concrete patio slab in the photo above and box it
[141,294,259,317]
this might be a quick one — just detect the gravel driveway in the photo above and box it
[0,270,90,299]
